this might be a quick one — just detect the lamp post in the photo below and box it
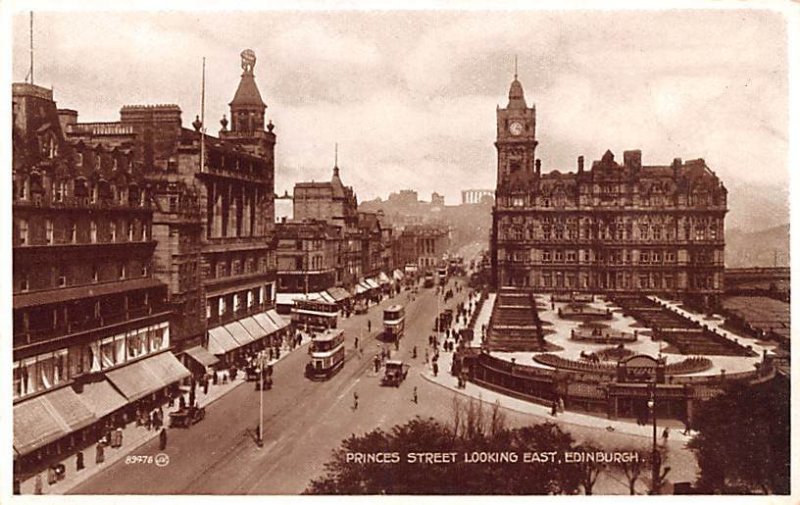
[257,354,266,448]
[647,382,658,494]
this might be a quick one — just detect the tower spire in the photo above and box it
[333,143,340,177]
[514,54,517,80]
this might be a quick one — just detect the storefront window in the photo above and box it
[13,363,22,399]
[90,341,101,372]
[150,326,165,351]
[38,355,55,389]
[101,338,116,369]
[115,334,126,364]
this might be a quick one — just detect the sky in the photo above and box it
[10,9,790,207]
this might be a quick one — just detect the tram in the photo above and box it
[292,299,338,332]
[383,304,406,342]
[305,329,346,380]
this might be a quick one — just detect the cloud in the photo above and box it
[11,9,789,211]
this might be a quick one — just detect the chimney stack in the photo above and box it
[535,159,541,176]
[577,155,584,174]
[672,158,682,179]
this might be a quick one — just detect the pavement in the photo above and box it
[62,278,699,495]
[19,333,312,495]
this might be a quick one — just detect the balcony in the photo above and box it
[13,309,171,352]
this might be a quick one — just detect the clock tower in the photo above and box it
[495,72,537,193]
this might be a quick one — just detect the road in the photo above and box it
[70,277,697,494]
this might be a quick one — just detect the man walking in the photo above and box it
[412,386,418,404]
[159,427,168,451]
[353,392,359,410]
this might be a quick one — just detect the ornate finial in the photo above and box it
[192,115,202,132]
[220,114,228,131]
[267,119,274,132]
[514,55,518,80]
[241,49,256,73]
[334,142,338,168]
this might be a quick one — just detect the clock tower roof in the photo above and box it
[507,77,528,110]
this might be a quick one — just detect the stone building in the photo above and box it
[12,83,177,469]
[63,50,281,367]
[276,220,339,293]
[491,73,727,307]
[293,165,362,289]
[395,224,451,271]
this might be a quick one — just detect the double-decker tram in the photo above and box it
[305,329,346,380]
[292,299,338,332]
[383,304,405,342]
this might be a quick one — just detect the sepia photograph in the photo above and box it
[3,2,795,500]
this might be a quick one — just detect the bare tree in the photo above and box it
[575,443,604,495]
[614,447,648,495]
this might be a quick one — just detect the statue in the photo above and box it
[241,49,257,73]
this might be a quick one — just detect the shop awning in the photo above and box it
[184,346,220,368]
[226,320,257,346]
[106,352,190,402]
[366,278,381,290]
[276,293,301,306]
[266,309,290,330]
[240,316,267,341]
[393,269,404,281]
[327,286,352,302]
[14,386,96,456]
[355,281,370,294]
[378,272,391,284]
[75,379,127,419]
[254,313,280,334]
[143,351,191,386]
[319,291,337,304]
[208,326,240,355]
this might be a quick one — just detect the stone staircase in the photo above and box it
[486,289,546,351]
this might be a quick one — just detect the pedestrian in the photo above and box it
[432,362,439,377]
[189,388,195,408]
[34,473,43,495]
[661,426,670,446]
[353,392,359,410]
[412,386,418,404]
[95,441,105,464]
[203,378,209,395]
[424,349,429,364]
[355,336,359,350]
[76,450,84,471]
[367,320,372,333]
[159,428,168,451]
[373,355,380,373]
[394,339,399,351]
[559,396,565,413]
[179,394,186,410]
[551,400,558,417]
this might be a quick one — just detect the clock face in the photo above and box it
[509,121,524,136]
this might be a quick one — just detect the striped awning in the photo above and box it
[393,269,404,281]
[254,313,280,334]
[105,352,190,402]
[14,386,96,456]
[266,309,290,330]
[378,272,391,284]
[240,316,268,341]
[366,278,381,290]
[327,286,352,302]
[75,379,127,419]
[226,320,257,346]
[319,291,337,304]
[184,346,220,368]
[208,326,240,355]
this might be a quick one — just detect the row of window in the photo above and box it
[17,262,149,292]
[206,284,272,319]
[12,324,168,400]
[16,175,144,206]
[209,254,273,279]
[504,193,722,208]
[17,217,149,246]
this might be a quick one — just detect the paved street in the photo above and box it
[70,277,696,495]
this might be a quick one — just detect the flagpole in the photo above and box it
[29,12,34,84]
[200,57,206,172]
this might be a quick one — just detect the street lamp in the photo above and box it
[256,354,267,448]
[647,382,658,494]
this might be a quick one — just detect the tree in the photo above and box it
[613,446,647,495]
[306,397,585,494]
[574,443,604,495]
[688,375,790,494]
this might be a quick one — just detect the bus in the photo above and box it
[383,304,406,342]
[305,329,346,380]
[423,272,435,288]
[292,299,338,332]
[437,264,448,286]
